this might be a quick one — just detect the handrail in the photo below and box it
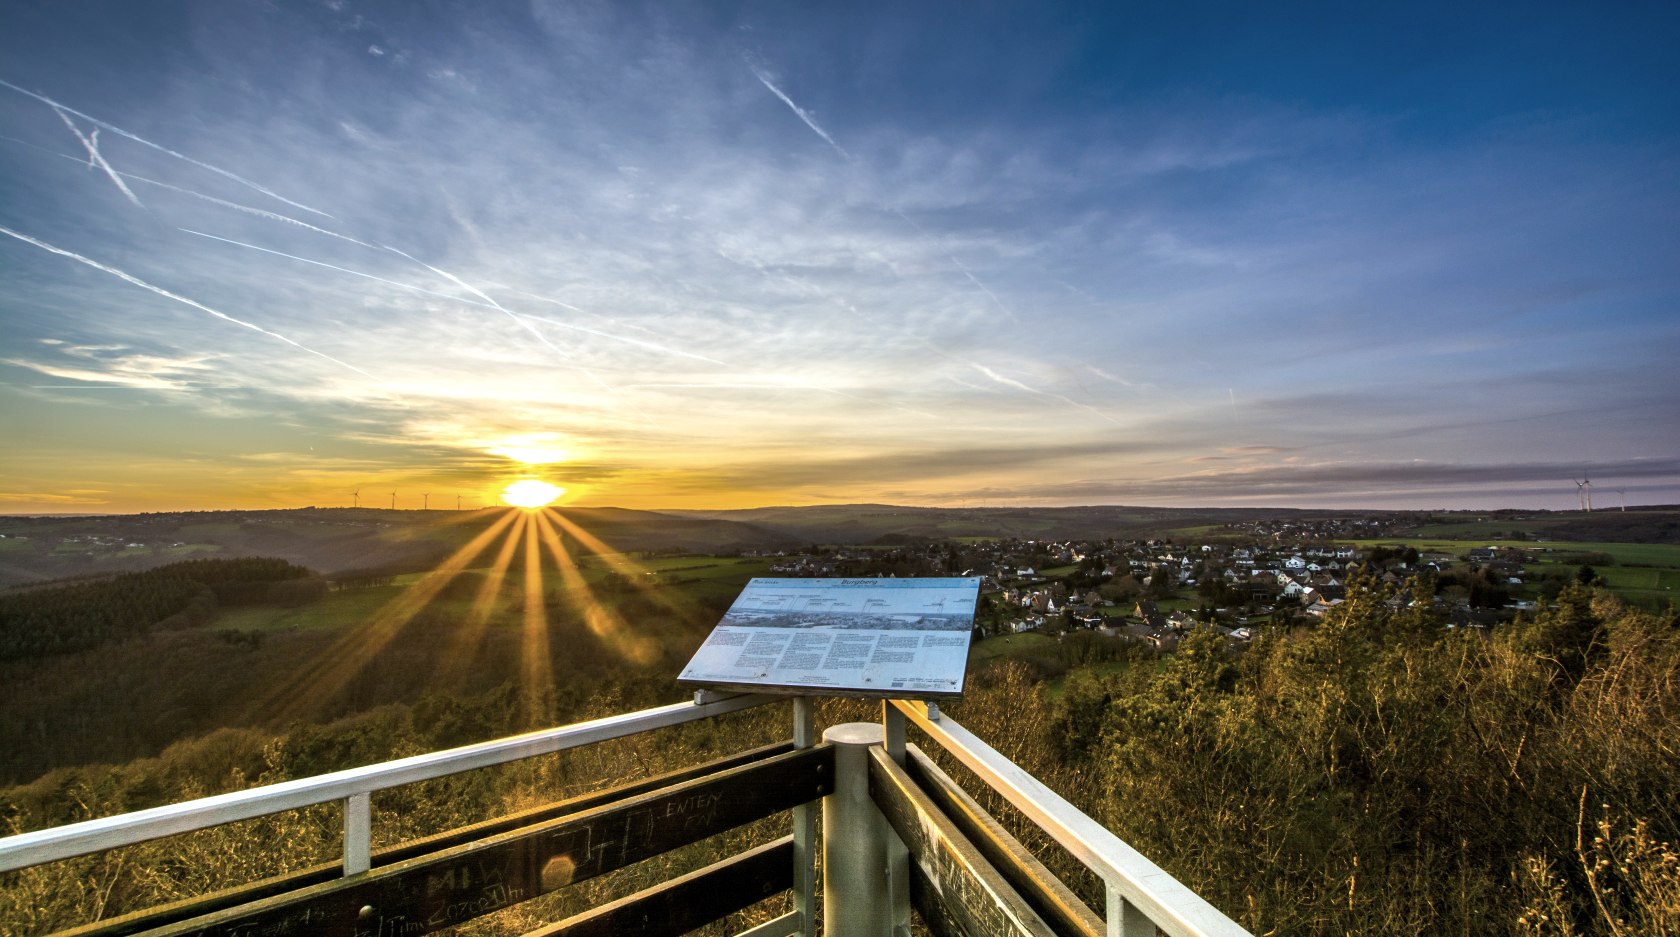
[888,699,1252,937]
[0,691,776,874]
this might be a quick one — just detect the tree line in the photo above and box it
[0,557,321,661]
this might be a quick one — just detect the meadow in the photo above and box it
[1344,537,1680,609]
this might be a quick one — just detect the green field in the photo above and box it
[212,554,776,636]
[211,584,407,632]
[1342,537,1680,608]
[1345,538,1680,567]
[969,631,1057,662]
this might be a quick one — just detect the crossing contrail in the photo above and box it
[0,77,333,218]
[0,225,375,379]
[50,106,141,206]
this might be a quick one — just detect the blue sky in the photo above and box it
[2,0,1676,513]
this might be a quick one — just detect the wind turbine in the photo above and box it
[390,492,396,510]
[456,494,462,511]
[1617,488,1627,512]
[351,489,360,509]
[423,492,431,511]
[1583,478,1593,512]
[1574,479,1590,512]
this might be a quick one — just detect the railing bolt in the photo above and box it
[358,905,375,919]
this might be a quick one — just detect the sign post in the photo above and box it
[678,576,982,699]
[680,576,981,936]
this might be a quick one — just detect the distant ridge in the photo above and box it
[4,504,1675,589]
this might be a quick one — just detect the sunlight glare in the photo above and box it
[502,479,564,509]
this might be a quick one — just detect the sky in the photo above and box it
[1,1,1677,514]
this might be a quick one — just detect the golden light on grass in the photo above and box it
[502,479,564,509]
[250,509,521,723]
[533,509,660,666]
[250,497,672,727]
[519,514,554,723]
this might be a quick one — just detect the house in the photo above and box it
[1146,630,1180,651]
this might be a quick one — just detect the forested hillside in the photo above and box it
[0,558,319,661]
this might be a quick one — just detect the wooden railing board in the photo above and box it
[61,742,796,937]
[523,836,794,937]
[902,744,1103,937]
[133,745,831,937]
[867,747,1058,937]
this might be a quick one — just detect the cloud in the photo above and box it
[0,491,109,505]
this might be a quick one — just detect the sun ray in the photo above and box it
[532,509,660,666]
[519,514,555,724]
[545,510,710,624]
[431,509,526,686]
[249,509,521,722]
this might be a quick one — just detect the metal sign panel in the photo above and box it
[678,577,980,699]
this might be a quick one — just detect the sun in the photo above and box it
[501,479,564,509]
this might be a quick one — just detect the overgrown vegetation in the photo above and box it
[985,580,1680,935]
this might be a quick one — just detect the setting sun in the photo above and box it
[501,479,564,509]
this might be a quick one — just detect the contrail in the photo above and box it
[179,227,497,310]
[625,381,939,420]
[746,63,851,160]
[506,289,663,338]
[0,77,333,218]
[958,267,1018,323]
[178,228,617,389]
[972,363,1120,424]
[50,106,141,206]
[1086,364,1135,388]
[892,207,1020,323]
[514,312,728,365]
[742,63,1019,325]
[0,225,375,379]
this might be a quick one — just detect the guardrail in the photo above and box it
[0,694,1251,937]
[880,700,1252,937]
[0,691,778,876]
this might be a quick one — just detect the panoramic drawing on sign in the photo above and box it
[679,577,980,698]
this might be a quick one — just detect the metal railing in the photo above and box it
[0,693,1251,937]
[882,699,1252,937]
[0,691,776,876]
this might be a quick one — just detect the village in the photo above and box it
[750,520,1572,651]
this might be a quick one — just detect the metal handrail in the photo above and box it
[0,691,776,874]
[888,699,1252,937]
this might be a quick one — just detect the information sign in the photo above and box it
[678,577,980,699]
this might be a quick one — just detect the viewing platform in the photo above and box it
[0,693,1252,937]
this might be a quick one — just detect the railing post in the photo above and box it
[343,792,371,876]
[1107,881,1155,937]
[823,723,907,937]
[792,698,818,937]
[882,700,906,766]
